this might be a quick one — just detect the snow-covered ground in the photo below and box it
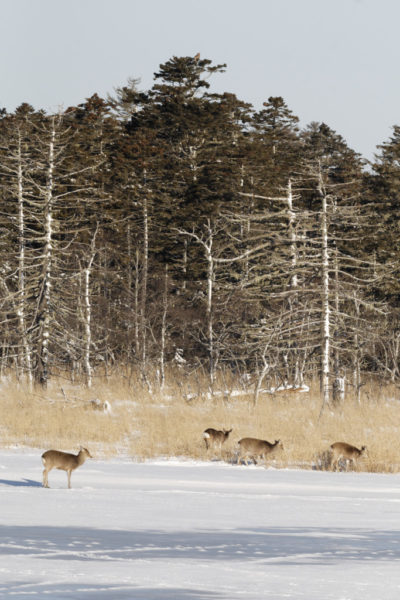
[1,450,400,599]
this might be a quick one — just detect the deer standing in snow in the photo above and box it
[330,442,367,471]
[238,437,283,465]
[42,446,93,488]
[203,428,232,456]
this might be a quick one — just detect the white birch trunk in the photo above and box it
[333,246,340,377]
[287,179,304,386]
[205,221,215,387]
[319,171,331,411]
[83,267,92,387]
[182,238,187,292]
[126,223,134,363]
[332,245,345,403]
[240,164,250,282]
[134,248,140,358]
[287,179,298,289]
[16,132,33,386]
[159,263,168,389]
[177,222,216,387]
[37,119,56,386]
[141,195,149,372]
[83,229,97,388]
[253,351,270,406]
[353,294,361,404]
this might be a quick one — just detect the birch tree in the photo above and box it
[0,105,39,383]
[20,111,104,386]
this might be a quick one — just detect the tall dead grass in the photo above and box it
[1,372,400,472]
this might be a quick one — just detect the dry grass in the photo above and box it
[1,371,400,472]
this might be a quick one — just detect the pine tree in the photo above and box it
[251,96,301,195]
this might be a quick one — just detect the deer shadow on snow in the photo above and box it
[0,478,42,488]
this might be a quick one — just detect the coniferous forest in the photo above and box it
[1,55,400,404]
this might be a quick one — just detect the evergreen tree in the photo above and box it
[250,96,301,195]
[370,126,400,269]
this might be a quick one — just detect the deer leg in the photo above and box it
[43,468,49,488]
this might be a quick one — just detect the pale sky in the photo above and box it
[1,0,399,160]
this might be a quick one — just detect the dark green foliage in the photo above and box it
[0,54,397,388]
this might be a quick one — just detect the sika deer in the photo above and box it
[203,428,232,454]
[42,446,93,488]
[330,442,367,471]
[238,437,282,465]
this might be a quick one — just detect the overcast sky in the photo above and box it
[1,0,399,160]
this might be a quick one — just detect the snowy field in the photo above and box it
[1,450,400,599]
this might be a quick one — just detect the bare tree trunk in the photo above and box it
[319,170,331,413]
[332,245,345,404]
[134,247,140,358]
[36,119,56,387]
[140,194,149,379]
[126,223,133,364]
[16,132,33,386]
[177,221,216,388]
[83,227,97,388]
[333,246,340,378]
[287,179,298,290]
[83,267,92,387]
[159,263,168,389]
[205,222,215,387]
[182,238,187,292]
[353,293,361,404]
[253,345,271,406]
[287,179,301,386]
